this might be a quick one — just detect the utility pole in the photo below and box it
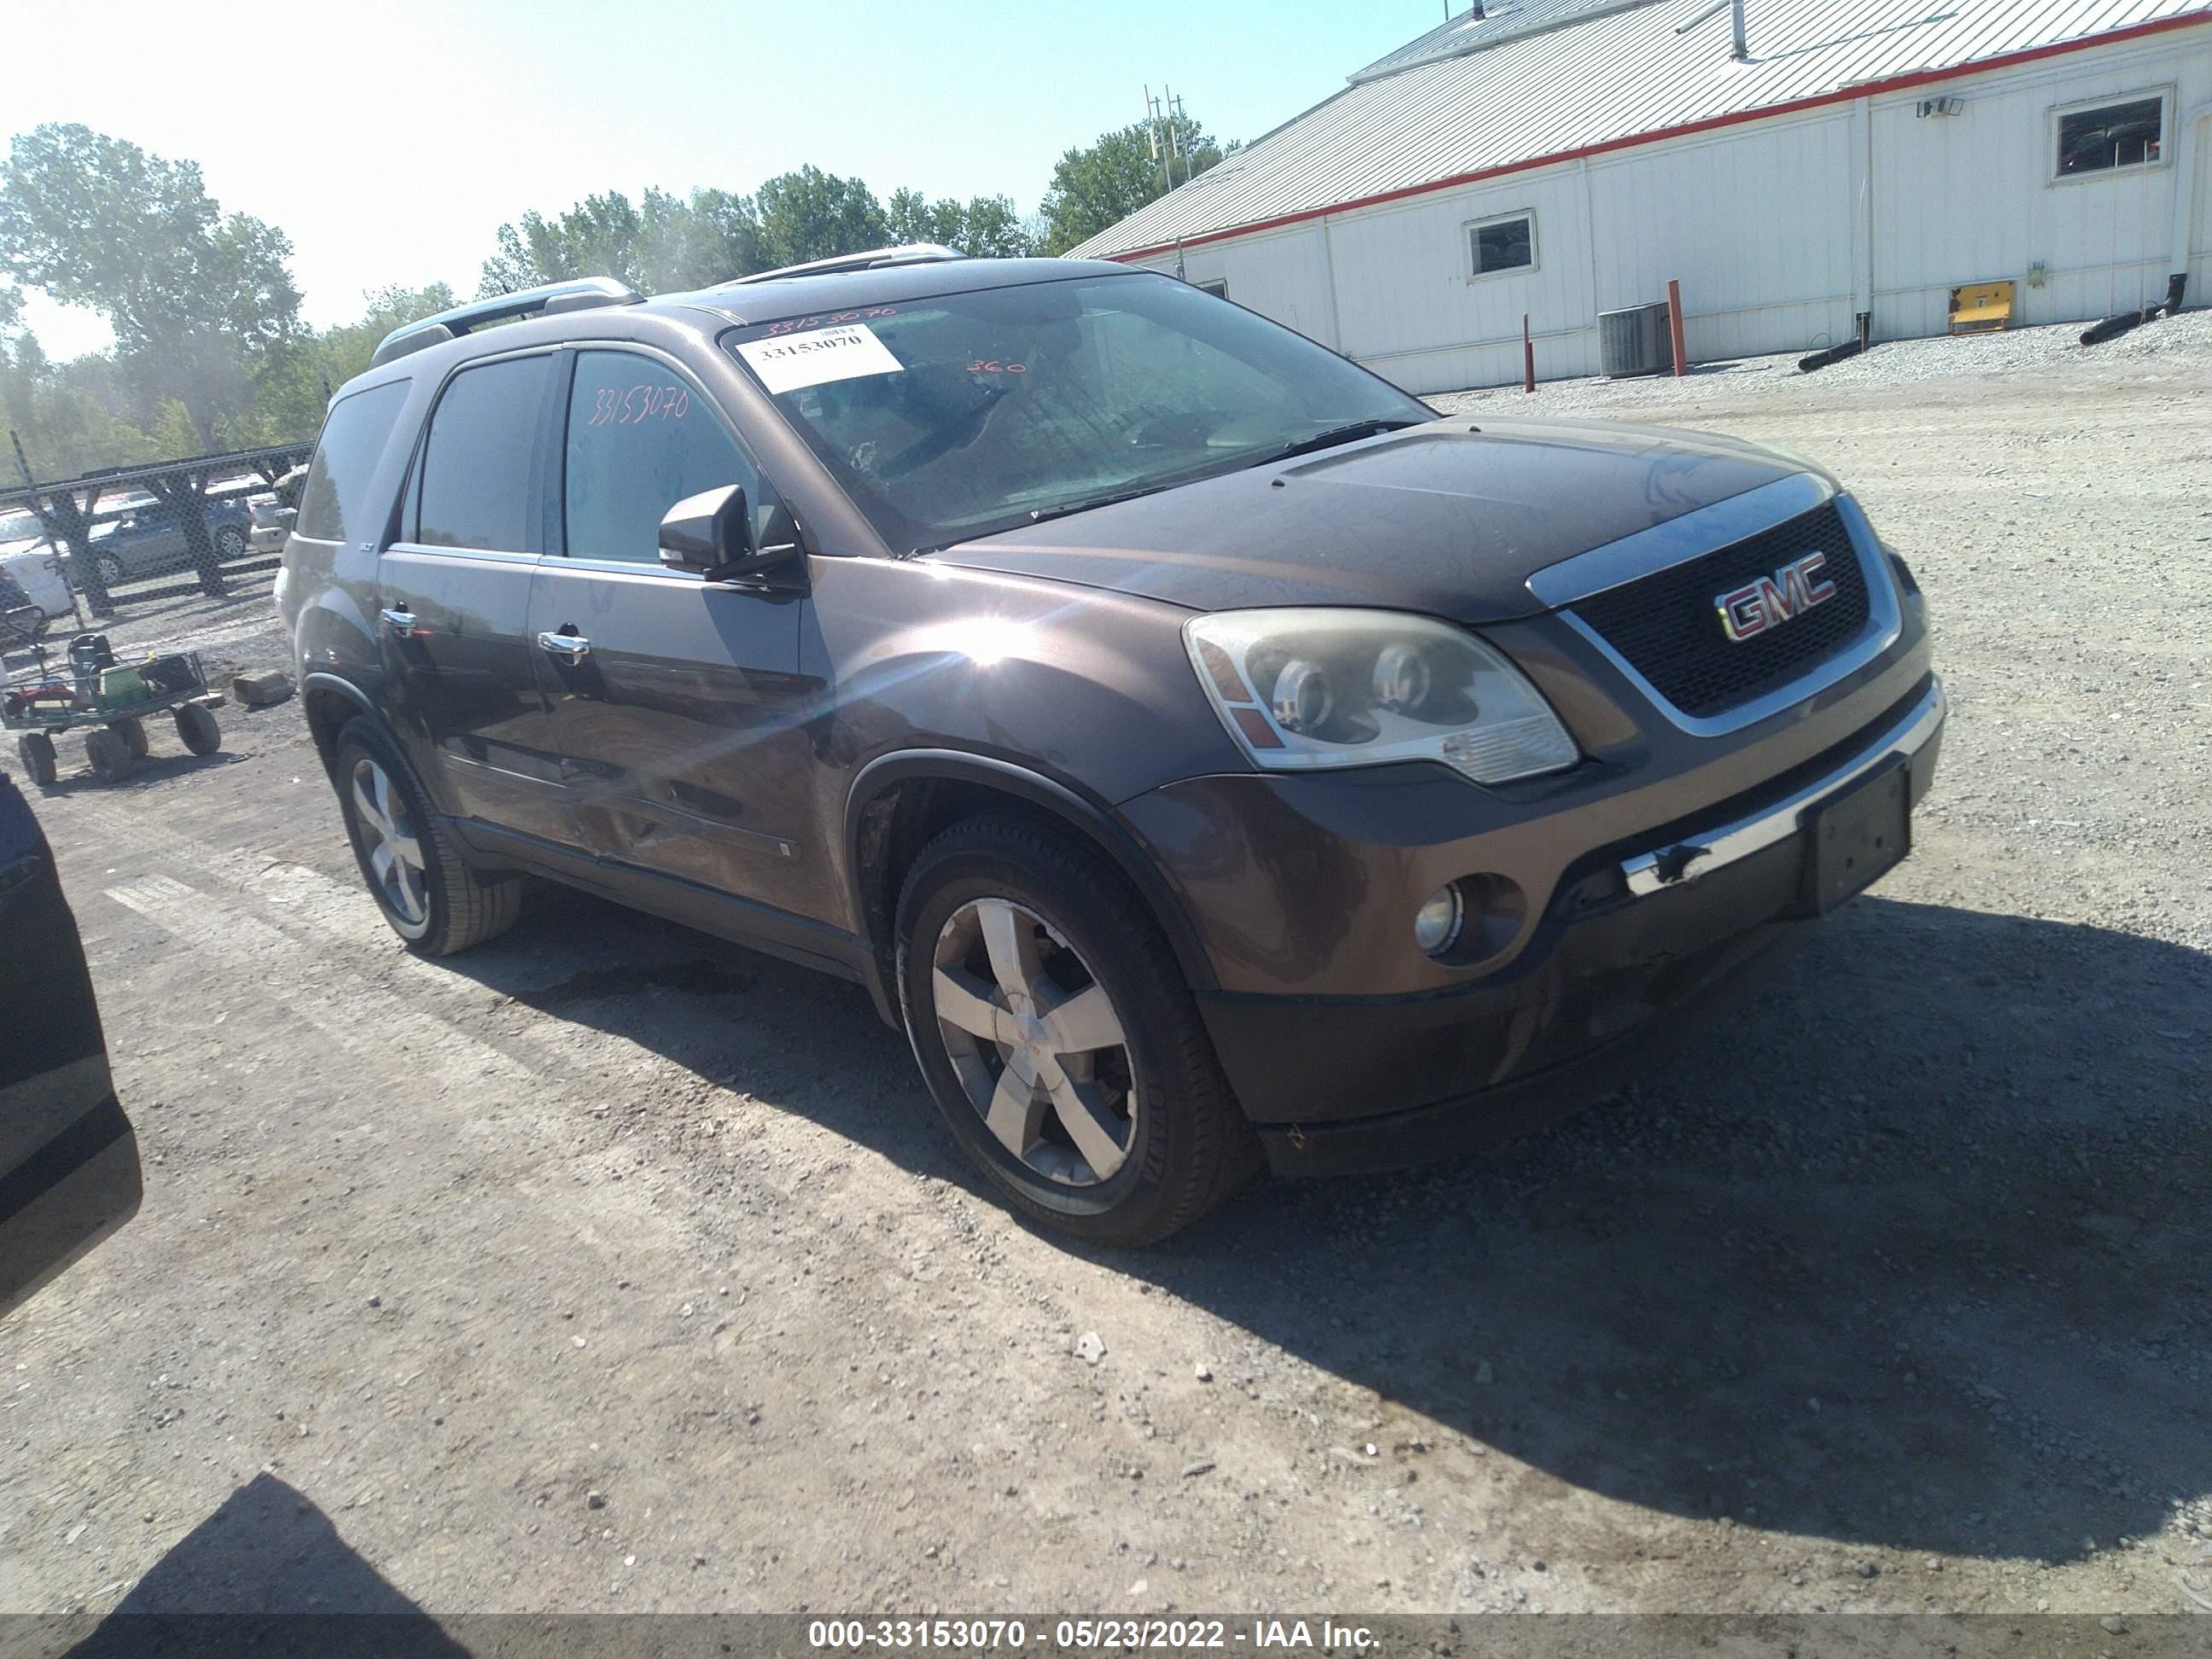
[1143,84,1190,191]
[1142,86,1171,191]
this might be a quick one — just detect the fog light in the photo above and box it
[1413,884,1464,956]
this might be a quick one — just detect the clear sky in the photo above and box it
[9,0,1443,359]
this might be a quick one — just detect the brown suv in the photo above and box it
[277,250,1942,1243]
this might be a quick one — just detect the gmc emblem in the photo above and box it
[1715,552,1837,643]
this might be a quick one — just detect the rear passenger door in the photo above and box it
[527,347,818,915]
[377,350,579,848]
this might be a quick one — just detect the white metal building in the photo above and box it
[1068,0,2212,393]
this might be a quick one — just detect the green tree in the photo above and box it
[955,196,1038,259]
[478,188,763,297]
[229,282,460,450]
[1,306,159,481]
[0,123,301,448]
[887,189,1036,258]
[754,166,888,270]
[666,188,763,288]
[885,187,962,249]
[1039,113,1230,255]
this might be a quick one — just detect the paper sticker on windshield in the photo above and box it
[736,324,904,394]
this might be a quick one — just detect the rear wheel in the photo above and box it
[115,716,149,758]
[15,731,57,788]
[84,727,134,783]
[173,702,220,755]
[213,526,247,561]
[333,718,520,954]
[897,814,1256,1245]
[93,552,126,591]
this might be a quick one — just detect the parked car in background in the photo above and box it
[0,765,142,1316]
[0,508,48,557]
[74,497,253,590]
[0,550,73,637]
[248,464,309,556]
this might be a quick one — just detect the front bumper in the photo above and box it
[1190,677,1946,1174]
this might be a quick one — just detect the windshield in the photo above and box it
[722,271,1431,552]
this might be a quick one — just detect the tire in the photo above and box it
[115,716,149,758]
[173,702,221,755]
[84,726,134,783]
[16,731,57,788]
[214,526,247,561]
[896,814,1258,1246]
[93,553,127,591]
[332,717,520,954]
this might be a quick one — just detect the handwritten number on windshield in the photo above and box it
[761,307,899,339]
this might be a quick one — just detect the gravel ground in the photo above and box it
[2,313,2209,1632]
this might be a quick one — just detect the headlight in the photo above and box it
[1184,608,1579,783]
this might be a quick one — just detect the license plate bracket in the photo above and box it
[1803,762,1910,914]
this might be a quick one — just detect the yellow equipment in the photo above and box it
[1948,280,2015,334]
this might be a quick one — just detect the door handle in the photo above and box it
[379,608,419,637]
[537,630,591,660]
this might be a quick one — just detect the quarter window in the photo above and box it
[296,379,409,543]
[416,355,555,553]
[562,352,761,565]
[2056,95,2164,177]
[1468,212,1535,277]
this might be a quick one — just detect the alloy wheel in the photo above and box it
[351,755,428,926]
[931,897,1138,1187]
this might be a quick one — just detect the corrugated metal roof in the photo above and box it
[1352,0,1672,81]
[1068,0,2211,259]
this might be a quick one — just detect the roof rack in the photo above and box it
[726,244,965,286]
[370,276,645,369]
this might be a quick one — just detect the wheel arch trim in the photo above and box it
[842,748,1220,997]
[300,673,399,780]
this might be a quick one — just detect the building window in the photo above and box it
[2055,94,2165,178]
[1195,278,1229,300]
[1467,212,1535,278]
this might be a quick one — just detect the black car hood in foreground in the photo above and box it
[924,416,1805,622]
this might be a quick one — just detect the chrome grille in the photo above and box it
[1570,501,1872,719]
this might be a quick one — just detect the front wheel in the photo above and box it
[896,815,1257,1246]
[16,731,57,788]
[115,717,149,758]
[213,526,247,561]
[332,719,520,954]
[93,552,127,591]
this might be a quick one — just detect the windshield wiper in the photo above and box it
[1024,481,1181,527]
[905,480,1191,555]
[1260,418,1422,464]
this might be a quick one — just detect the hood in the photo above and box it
[922,416,1807,622]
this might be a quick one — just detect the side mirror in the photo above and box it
[658,486,802,581]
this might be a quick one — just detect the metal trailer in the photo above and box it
[3,632,220,787]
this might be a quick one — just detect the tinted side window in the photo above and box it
[296,380,410,543]
[562,351,760,565]
[416,355,554,553]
